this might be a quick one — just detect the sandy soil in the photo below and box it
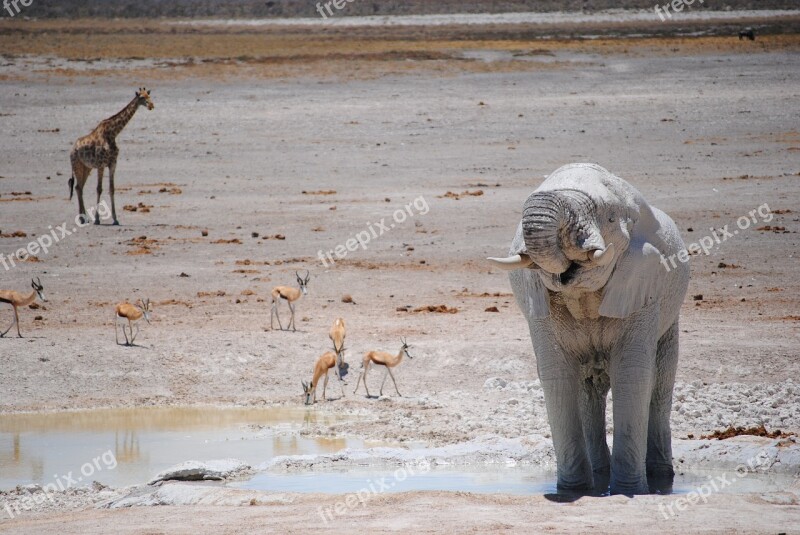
[0,15,799,533]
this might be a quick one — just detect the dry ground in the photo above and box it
[0,16,799,533]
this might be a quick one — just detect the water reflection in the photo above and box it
[0,406,370,490]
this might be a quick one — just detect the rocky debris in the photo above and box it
[701,424,795,440]
[106,483,293,509]
[148,459,250,484]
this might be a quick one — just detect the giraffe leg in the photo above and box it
[109,160,119,225]
[74,167,90,225]
[94,167,105,224]
[71,153,91,224]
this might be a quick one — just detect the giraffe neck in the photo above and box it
[102,96,140,139]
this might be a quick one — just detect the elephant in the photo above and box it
[488,163,689,495]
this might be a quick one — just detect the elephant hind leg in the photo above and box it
[646,322,680,488]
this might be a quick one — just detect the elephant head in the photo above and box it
[489,163,666,319]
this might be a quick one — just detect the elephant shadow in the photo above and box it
[543,473,674,502]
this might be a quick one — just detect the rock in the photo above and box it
[484,377,507,390]
[148,459,249,484]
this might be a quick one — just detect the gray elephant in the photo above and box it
[489,163,689,495]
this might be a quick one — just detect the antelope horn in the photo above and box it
[592,243,616,267]
[486,254,534,271]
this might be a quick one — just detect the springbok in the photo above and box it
[353,338,413,398]
[270,270,310,331]
[302,345,345,405]
[0,277,46,338]
[115,298,151,346]
[329,317,346,368]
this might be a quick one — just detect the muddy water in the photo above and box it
[234,467,798,496]
[0,407,377,490]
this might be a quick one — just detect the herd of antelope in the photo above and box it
[0,272,414,405]
[1,88,415,405]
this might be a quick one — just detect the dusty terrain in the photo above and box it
[0,13,799,534]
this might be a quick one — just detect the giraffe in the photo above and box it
[69,88,155,225]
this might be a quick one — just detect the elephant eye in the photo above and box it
[609,217,615,223]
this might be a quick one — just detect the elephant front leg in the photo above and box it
[646,322,680,492]
[609,308,659,495]
[541,374,595,490]
[581,371,611,481]
[533,321,594,491]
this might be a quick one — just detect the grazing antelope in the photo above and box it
[115,298,151,346]
[0,277,46,338]
[353,338,413,398]
[270,270,310,331]
[329,317,346,368]
[302,345,345,405]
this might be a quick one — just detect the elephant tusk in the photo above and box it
[592,243,616,266]
[487,254,534,271]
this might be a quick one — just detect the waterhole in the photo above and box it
[0,406,375,490]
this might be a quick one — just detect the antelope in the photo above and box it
[329,317,346,368]
[302,344,345,405]
[270,270,310,331]
[353,338,413,398]
[0,277,46,338]
[115,298,151,346]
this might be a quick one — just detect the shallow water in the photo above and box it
[0,406,376,490]
[2,407,795,496]
[234,466,798,496]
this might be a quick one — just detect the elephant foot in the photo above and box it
[609,477,650,496]
[646,465,675,495]
[591,469,611,495]
[646,463,675,478]
[555,473,594,493]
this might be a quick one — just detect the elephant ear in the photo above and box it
[508,222,550,319]
[598,237,665,319]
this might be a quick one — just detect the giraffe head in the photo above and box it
[135,88,155,110]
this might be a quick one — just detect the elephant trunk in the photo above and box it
[522,190,606,274]
[521,192,573,274]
